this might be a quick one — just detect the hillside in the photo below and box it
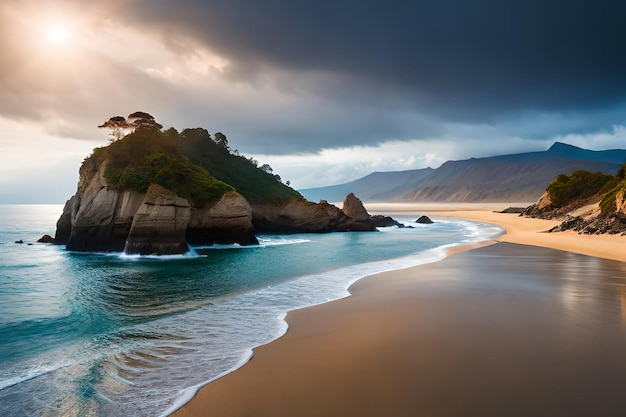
[523,164,626,234]
[301,142,626,203]
[89,120,302,206]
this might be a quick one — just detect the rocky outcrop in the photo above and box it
[251,194,375,233]
[371,215,403,228]
[124,184,192,255]
[37,234,55,243]
[340,193,375,231]
[547,214,626,235]
[416,215,434,224]
[58,162,145,252]
[55,146,383,253]
[251,199,346,233]
[523,182,626,235]
[187,191,257,245]
[56,160,261,253]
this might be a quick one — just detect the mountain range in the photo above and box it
[300,142,626,203]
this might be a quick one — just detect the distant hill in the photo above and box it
[300,142,626,203]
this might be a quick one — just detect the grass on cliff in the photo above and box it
[85,125,303,206]
[599,164,626,214]
[546,164,626,214]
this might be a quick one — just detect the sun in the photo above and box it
[44,23,72,45]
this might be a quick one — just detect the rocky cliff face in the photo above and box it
[187,191,257,245]
[55,162,258,254]
[55,162,145,252]
[251,193,374,233]
[523,186,626,235]
[55,155,377,254]
[124,184,192,255]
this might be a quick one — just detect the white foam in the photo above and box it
[159,219,503,416]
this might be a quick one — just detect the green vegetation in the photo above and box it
[88,113,303,206]
[599,164,626,214]
[545,164,626,214]
[177,128,302,203]
[546,170,614,207]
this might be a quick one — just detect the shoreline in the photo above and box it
[171,203,625,416]
[368,202,626,262]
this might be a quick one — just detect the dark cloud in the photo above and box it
[124,0,626,123]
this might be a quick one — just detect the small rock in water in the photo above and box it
[15,239,24,244]
[37,234,56,244]
[415,215,434,224]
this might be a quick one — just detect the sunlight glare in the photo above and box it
[44,24,72,45]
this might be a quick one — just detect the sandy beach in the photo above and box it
[171,204,626,417]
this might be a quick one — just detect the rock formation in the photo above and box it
[37,234,55,243]
[251,194,375,233]
[340,193,376,231]
[371,215,403,228]
[523,178,626,235]
[416,215,434,224]
[56,162,145,252]
[124,184,192,255]
[53,117,386,255]
[53,153,382,254]
[55,161,259,254]
[187,191,257,246]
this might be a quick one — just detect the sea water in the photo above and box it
[0,204,502,416]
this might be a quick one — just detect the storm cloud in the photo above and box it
[122,1,626,120]
[2,1,626,201]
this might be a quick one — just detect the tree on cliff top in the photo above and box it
[98,115,129,142]
[127,111,162,132]
[98,112,162,142]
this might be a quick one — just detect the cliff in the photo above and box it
[56,160,374,253]
[523,165,626,235]
[55,161,258,253]
[55,116,376,254]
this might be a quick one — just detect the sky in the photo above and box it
[2,0,626,203]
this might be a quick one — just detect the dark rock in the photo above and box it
[54,195,77,245]
[547,213,626,235]
[371,215,403,228]
[416,215,434,224]
[251,193,375,233]
[14,239,24,244]
[339,193,375,231]
[37,234,55,244]
[499,207,528,214]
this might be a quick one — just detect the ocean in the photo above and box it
[0,204,502,416]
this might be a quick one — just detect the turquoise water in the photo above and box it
[0,204,502,416]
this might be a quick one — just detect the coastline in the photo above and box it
[171,203,626,416]
[367,202,626,262]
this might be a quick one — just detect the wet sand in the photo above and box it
[171,204,626,417]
